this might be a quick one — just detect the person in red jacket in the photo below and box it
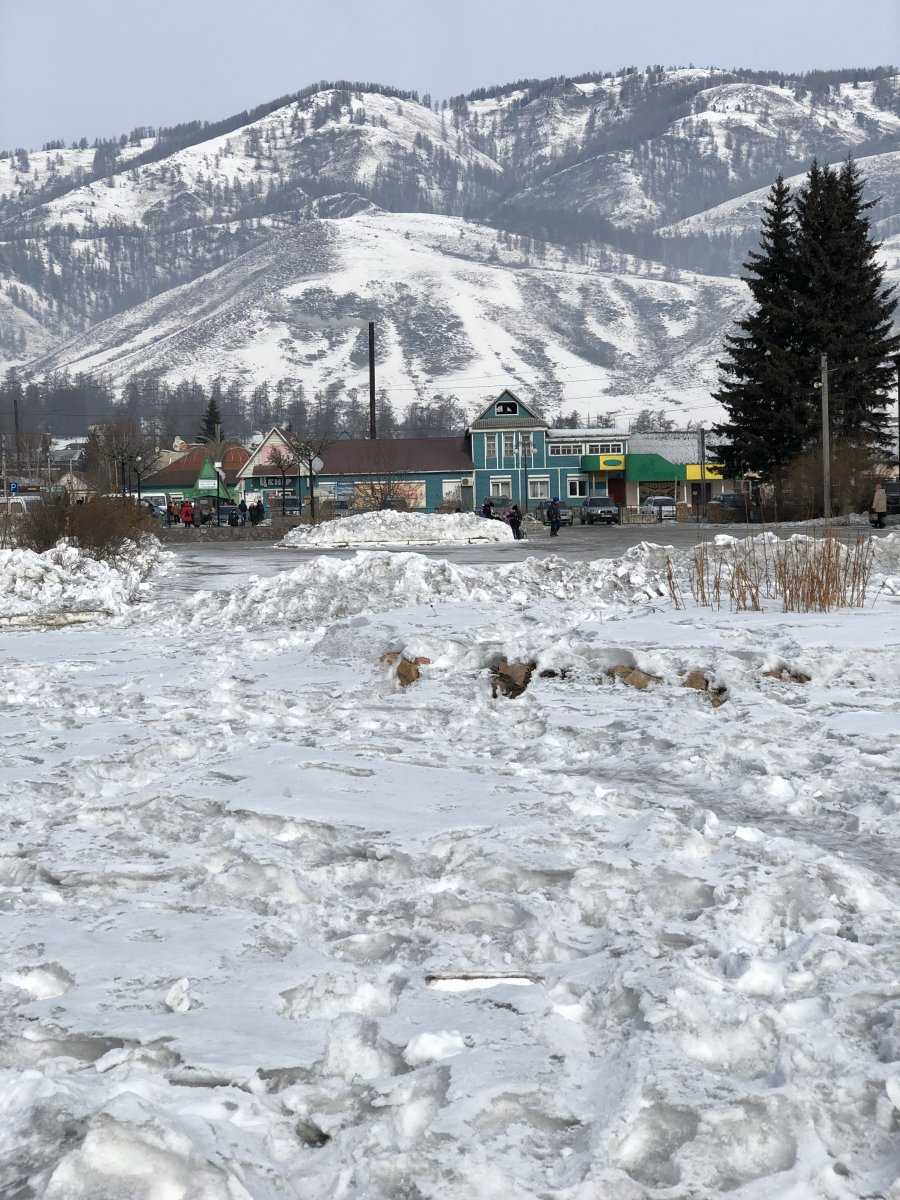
[180,500,195,527]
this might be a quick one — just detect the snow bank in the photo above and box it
[0,537,163,623]
[189,542,673,631]
[279,510,514,548]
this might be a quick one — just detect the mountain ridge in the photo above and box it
[3,64,899,425]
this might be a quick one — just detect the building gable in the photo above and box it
[469,390,548,431]
[236,427,295,480]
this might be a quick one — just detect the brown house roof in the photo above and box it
[250,436,473,478]
[144,442,250,487]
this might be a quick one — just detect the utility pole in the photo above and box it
[699,426,707,523]
[821,353,831,520]
[12,389,20,477]
[893,354,900,482]
[368,321,377,440]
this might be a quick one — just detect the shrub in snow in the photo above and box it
[15,494,155,560]
[280,510,514,548]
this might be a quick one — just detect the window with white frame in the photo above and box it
[442,480,462,501]
[490,477,512,498]
[502,433,515,459]
[548,443,583,456]
[585,441,624,454]
[484,433,498,460]
[528,477,550,500]
[520,432,533,458]
[567,477,588,498]
[495,399,518,415]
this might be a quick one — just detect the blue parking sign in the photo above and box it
[9,481,17,493]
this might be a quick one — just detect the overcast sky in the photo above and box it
[2,0,898,148]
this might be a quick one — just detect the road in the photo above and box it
[163,520,887,592]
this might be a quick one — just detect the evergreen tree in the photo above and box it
[792,157,899,454]
[712,175,806,476]
[199,392,223,442]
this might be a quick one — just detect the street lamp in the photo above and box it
[893,354,900,479]
[134,456,142,507]
[214,461,223,526]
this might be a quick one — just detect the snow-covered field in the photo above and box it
[4,534,900,1198]
[280,511,515,548]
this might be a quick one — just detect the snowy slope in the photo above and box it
[30,209,745,424]
[659,147,900,240]
[5,68,900,412]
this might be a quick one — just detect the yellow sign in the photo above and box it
[686,463,723,480]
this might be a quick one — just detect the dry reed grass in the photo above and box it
[688,531,874,614]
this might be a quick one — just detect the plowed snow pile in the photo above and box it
[4,532,900,1199]
[0,537,163,623]
[280,510,514,547]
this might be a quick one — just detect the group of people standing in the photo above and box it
[480,497,527,539]
[164,497,267,527]
[480,496,562,538]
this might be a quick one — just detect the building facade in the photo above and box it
[233,392,729,514]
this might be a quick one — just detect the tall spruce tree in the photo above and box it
[792,157,899,454]
[714,160,899,479]
[712,175,806,476]
[198,394,223,442]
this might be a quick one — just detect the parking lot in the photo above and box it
[164,519,890,593]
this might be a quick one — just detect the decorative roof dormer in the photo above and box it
[468,390,549,431]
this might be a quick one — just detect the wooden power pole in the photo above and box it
[820,353,831,520]
[368,321,376,440]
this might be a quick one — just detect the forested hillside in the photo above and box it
[2,64,899,431]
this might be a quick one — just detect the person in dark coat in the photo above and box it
[547,498,562,537]
[238,498,248,527]
[481,498,495,519]
[508,504,523,540]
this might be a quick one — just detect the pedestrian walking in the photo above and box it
[179,500,195,527]
[238,498,248,527]
[165,502,176,527]
[872,482,888,529]
[508,504,523,540]
[547,497,562,537]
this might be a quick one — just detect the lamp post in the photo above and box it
[135,456,142,507]
[214,461,223,526]
[893,354,900,480]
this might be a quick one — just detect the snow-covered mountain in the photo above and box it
[3,67,900,421]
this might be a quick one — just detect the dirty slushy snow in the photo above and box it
[3,534,900,1198]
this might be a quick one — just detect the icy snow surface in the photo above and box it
[280,510,515,548]
[4,534,900,1197]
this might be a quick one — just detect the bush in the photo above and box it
[16,495,153,559]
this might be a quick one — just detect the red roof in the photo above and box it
[144,442,250,487]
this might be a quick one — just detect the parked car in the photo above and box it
[642,494,677,520]
[536,500,574,526]
[713,492,752,518]
[579,497,620,525]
